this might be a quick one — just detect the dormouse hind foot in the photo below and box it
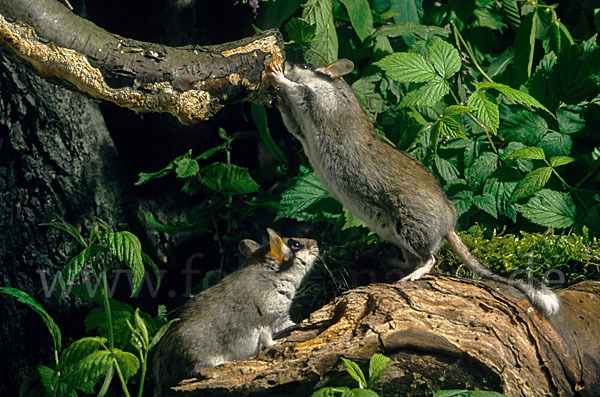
[399,256,436,282]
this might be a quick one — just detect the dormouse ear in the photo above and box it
[267,228,290,264]
[321,59,354,79]
[238,239,261,259]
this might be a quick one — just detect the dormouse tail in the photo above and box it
[445,228,560,316]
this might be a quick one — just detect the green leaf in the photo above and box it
[303,0,338,65]
[508,147,546,161]
[450,190,473,218]
[59,337,106,371]
[483,168,520,222]
[63,349,114,389]
[549,156,574,167]
[342,208,367,230]
[148,318,180,351]
[258,0,303,29]
[368,353,397,388]
[340,357,367,389]
[516,189,577,228]
[510,167,553,203]
[473,8,507,30]
[0,287,62,353]
[135,151,190,186]
[141,252,161,288]
[201,163,260,195]
[311,387,350,397]
[444,105,475,117]
[474,82,552,116]
[347,389,380,397]
[428,38,461,79]
[467,90,499,133]
[557,107,585,134]
[375,52,436,83]
[251,104,288,165]
[352,76,386,117]
[285,17,316,44]
[513,10,537,81]
[113,349,140,382]
[401,76,449,107]
[472,194,498,218]
[434,156,460,183]
[105,231,145,296]
[374,21,448,40]
[433,116,467,139]
[40,216,87,247]
[434,391,507,397]
[175,156,199,179]
[499,112,548,146]
[465,152,498,184]
[132,308,149,348]
[341,0,374,41]
[276,171,331,221]
[538,132,572,158]
[57,245,102,297]
[390,0,423,24]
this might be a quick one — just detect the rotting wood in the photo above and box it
[168,276,600,397]
[0,0,284,124]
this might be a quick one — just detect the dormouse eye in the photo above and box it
[288,239,303,252]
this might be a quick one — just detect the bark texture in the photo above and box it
[170,276,600,397]
[0,0,284,123]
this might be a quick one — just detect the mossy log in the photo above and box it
[0,0,284,124]
[169,276,600,397]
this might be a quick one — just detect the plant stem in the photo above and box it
[137,350,148,397]
[113,358,132,397]
[98,252,115,396]
[451,21,493,83]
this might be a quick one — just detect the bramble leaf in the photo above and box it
[375,52,436,83]
[510,167,553,203]
[401,76,449,107]
[516,189,577,228]
[429,38,461,79]
[467,90,499,133]
[341,0,374,41]
[201,163,260,195]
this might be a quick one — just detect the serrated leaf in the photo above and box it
[113,350,140,381]
[538,132,572,158]
[499,112,548,146]
[508,146,546,161]
[285,17,316,44]
[1,287,62,353]
[57,245,102,297]
[444,105,476,117]
[483,167,521,221]
[472,194,498,218]
[341,0,374,41]
[374,21,448,40]
[135,151,193,186]
[375,52,436,83]
[105,231,144,296]
[501,0,520,30]
[141,252,161,288]
[516,189,577,228]
[549,156,574,167]
[451,190,473,217]
[340,357,367,389]
[149,318,180,351]
[195,141,229,161]
[36,365,58,393]
[475,81,552,116]
[510,167,552,203]
[342,208,367,230]
[40,216,87,247]
[303,0,338,65]
[401,76,449,107]
[467,90,499,133]
[434,156,460,183]
[59,337,106,371]
[465,152,498,184]
[63,350,114,389]
[368,353,397,388]
[557,107,585,134]
[352,76,386,117]
[174,156,199,179]
[434,116,467,139]
[276,172,331,221]
[428,38,461,79]
[201,163,260,195]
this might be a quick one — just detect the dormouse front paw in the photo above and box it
[267,62,287,87]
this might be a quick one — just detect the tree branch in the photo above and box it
[169,277,600,396]
[0,0,284,124]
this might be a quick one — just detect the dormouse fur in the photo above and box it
[268,60,559,317]
[152,229,318,397]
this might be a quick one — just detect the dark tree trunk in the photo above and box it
[170,277,600,397]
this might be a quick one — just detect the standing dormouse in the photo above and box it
[152,229,318,397]
[267,60,559,316]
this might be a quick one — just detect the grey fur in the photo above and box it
[152,229,318,397]
[268,60,559,317]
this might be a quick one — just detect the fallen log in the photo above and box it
[168,275,600,396]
